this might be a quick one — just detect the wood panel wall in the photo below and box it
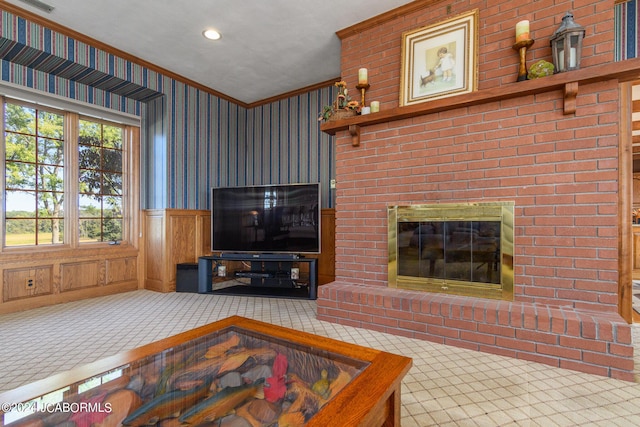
[143,208,336,292]
[0,125,142,315]
[0,207,333,313]
[143,209,212,292]
[308,208,336,285]
[0,246,139,314]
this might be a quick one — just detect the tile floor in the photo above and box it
[1,290,640,426]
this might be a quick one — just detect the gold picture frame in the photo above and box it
[400,9,479,106]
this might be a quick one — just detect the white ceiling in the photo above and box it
[3,0,416,104]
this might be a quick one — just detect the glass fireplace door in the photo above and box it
[389,202,514,301]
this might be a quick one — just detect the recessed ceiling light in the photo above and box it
[203,29,221,40]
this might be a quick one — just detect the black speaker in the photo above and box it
[176,263,199,293]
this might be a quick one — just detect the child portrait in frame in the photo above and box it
[400,9,478,106]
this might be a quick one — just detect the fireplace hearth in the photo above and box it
[388,202,514,300]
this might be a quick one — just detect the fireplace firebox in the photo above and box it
[388,202,514,300]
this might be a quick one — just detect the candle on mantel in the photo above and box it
[358,68,368,85]
[370,101,380,113]
[569,47,577,68]
[515,20,530,43]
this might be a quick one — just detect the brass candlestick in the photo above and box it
[356,83,370,107]
[512,39,534,82]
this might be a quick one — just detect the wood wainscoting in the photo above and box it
[143,209,212,293]
[143,208,336,292]
[0,208,334,313]
[309,208,336,285]
[633,226,640,270]
[0,245,140,315]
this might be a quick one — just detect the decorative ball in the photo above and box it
[528,60,555,79]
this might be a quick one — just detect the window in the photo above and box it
[4,103,65,246]
[3,97,135,249]
[78,119,123,243]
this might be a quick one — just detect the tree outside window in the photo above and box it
[4,101,126,247]
[78,119,123,243]
[5,103,64,246]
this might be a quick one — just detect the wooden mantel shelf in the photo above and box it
[321,57,640,146]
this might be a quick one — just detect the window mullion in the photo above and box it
[123,125,140,248]
[0,97,5,251]
[65,113,79,247]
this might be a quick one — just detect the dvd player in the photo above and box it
[234,271,273,279]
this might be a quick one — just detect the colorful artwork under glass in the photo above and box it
[0,316,411,427]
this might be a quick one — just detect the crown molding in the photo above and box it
[0,0,249,107]
[247,78,338,108]
[336,0,446,39]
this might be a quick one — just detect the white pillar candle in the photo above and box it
[358,68,368,85]
[361,106,371,115]
[569,47,577,68]
[370,101,380,113]
[515,20,530,43]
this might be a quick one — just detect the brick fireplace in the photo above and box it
[316,1,635,381]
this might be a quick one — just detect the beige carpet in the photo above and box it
[1,290,640,426]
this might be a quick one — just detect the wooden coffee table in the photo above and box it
[0,316,412,426]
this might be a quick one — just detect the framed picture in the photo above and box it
[400,9,478,106]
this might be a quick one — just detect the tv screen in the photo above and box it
[211,183,320,254]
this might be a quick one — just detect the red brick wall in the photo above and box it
[334,0,619,312]
[318,1,634,380]
[317,282,634,380]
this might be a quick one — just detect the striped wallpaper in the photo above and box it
[144,77,336,210]
[0,36,162,102]
[2,4,637,212]
[156,82,336,210]
[0,11,152,115]
[615,0,640,61]
[0,8,337,212]
[244,88,336,208]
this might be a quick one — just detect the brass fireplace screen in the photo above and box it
[388,202,514,300]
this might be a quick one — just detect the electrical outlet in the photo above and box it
[25,278,34,289]
[330,179,336,189]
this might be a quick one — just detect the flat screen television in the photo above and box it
[211,183,321,254]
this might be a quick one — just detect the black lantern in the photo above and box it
[550,12,585,72]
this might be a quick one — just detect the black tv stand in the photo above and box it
[217,252,299,260]
[198,254,317,300]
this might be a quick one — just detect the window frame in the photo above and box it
[0,87,140,253]
[3,101,67,247]
[77,116,126,245]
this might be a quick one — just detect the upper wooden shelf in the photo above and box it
[321,57,640,146]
